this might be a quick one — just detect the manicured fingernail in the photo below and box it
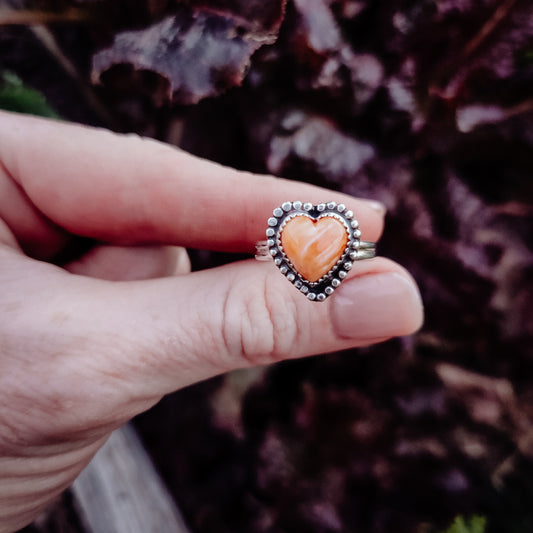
[362,198,387,215]
[331,272,423,339]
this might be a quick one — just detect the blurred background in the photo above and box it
[2,1,533,532]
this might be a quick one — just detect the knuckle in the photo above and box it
[221,272,300,367]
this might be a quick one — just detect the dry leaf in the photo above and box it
[92,4,285,105]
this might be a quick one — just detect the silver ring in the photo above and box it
[256,201,376,302]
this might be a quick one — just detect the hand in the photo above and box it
[0,111,423,532]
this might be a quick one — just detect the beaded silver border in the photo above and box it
[265,201,370,302]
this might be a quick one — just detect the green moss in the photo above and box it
[0,71,59,118]
[442,515,487,533]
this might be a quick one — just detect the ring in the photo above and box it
[256,201,376,302]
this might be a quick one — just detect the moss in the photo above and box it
[0,71,59,118]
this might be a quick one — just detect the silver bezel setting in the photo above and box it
[267,201,361,302]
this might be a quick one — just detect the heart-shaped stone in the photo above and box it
[280,215,348,282]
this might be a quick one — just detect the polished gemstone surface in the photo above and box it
[280,215,348,282]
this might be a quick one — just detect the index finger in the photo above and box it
[0,111,384,253]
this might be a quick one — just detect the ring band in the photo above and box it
[255,239,376,261]
[256,201,376,302]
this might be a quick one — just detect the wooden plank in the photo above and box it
[71,424,190,533]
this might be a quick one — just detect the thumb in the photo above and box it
[0,249,422,437]
[72,257,423,402]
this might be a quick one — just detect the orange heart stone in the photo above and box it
[280,215,348,282]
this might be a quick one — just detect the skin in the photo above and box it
[0,111,423,532]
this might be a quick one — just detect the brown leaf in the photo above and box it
[436,363,516,427]
[92,5,284,105]
[266,110,375,181]
[186,0,287,33]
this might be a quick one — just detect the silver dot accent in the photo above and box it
[293,201,302,210]
[325,286,334,295]
[274,258,282,266]
[273,207,283,217]
[327,201,336,209]
[295,280,303,288]
[303,203,312,211]
[307,292,316,301]
[280,266,288,274]
[345,210,353,219]
[270,248,278,256]
[349,251,357,261]
[266,228,275,237]
[350,220,359,229]
[344,261,353,271]
[267,239,275,247]
[352,241,359,249]
[337,204,346,212]
[339,270,347,279]
[268,217,277,227]
[282,202,292,211]
[287,273,296,282]
[300,286,309,294]
[317,203,326,211]
[317,293,326,302]
[332,278,341,287]
[354,229,362,238]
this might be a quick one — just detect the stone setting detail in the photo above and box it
[266,202,361,301]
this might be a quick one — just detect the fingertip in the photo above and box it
[361,198,387,216]
[331,271,424,340]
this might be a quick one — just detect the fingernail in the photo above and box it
[362,198,387,215]
[331,272,423,339]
